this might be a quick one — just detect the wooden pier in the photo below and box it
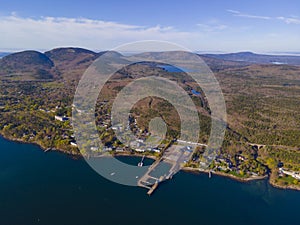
[147,181,159,195]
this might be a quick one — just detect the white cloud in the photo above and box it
[227,9,271,20]
[277,16,300,24]
[0,13,298,53]
[197,20,228,32]
[0,14,194,51]
[226,10,240,14]
[227,9,300,26]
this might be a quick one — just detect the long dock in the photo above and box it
[147,181,159,195]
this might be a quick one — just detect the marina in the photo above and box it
[137,144,196,195]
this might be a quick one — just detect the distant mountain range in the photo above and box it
[0,48,300,80]
[202,51,300,65]
[0,48,100,80]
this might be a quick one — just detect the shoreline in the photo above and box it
[269,178,300,192]
[1,132,299,191]
[0,132,83,158]
[111,152,157,160]
[182,167,268,183]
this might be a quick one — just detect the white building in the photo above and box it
[135,148,145,153]
[90,147,99,151]
[55,115,69,122]
[70,142,77,147]
[152,148,161,153]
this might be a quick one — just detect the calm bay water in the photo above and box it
[0,135,299,225]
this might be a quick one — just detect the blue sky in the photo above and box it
[0,0,299,52]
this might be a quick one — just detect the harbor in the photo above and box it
[137,144,196,195]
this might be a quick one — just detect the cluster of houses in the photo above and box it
[57,101,164,154]
[214,155,234,171]
[213,153,249,173]
[279,168,300,180]
[129,138,161,153]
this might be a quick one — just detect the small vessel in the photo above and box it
[110,172,115,176]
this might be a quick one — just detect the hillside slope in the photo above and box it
[0,50,55,79]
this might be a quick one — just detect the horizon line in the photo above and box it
[1,47,300,56]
